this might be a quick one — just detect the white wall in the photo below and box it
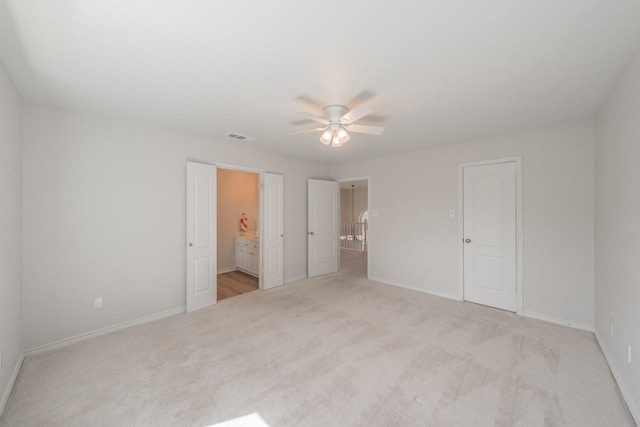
[0,60,23,412]
[595,48,640,422]
[331,121,595,329]
[22,104,330,350]
[217,168,259,271]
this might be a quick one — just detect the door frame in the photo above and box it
[337,176,370,279]
[201,161,266,290]
[457,157,523,314]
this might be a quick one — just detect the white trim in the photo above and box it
[284,274,307,285]
[259,172,263,289]
[595,332,639,424]
[336,176,369,183]
[368,276,459,301]
[522,311,594,332]
[24,306,185,357]
[217,266,237,274]
[212,161,266,175]
[343,274,597,334]
[366,179,371,280]
[0,353,23,417]
[458,156,524,314]
[359,276,597,335]
[458,172,463,302]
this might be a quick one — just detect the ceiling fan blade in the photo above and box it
[296,95,325,111]
[291,127,326,135]
[345,124,385,135]
[295,112,329,125]
[340,104,374,124]
[345,91,376,109]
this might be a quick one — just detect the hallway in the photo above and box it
[340,249,367,278]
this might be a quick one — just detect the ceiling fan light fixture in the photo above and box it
[338,127,350,144]
[299,102,383,148]
[320,129,333,145]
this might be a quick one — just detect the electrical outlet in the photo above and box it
[628,345,632,364]
[94,297,103,309]
[449,209,456,218]
[425,268,430,276]
[610,318,615,336]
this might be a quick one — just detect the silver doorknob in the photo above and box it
[188,242,193,246]
[465,238,471,243]
[308,231,314,236]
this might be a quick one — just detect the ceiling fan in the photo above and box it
[294,104,385,148]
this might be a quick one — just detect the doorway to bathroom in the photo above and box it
[216,168,260,301]
[186,161,284,312]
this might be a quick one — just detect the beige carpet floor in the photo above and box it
[1,250,634,426]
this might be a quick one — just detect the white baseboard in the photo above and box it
[521,311,594,332]
[217,266,237,274]
[284,275,307,285]
[0,352,24,418]
[368,277,596,333]
[24,306,185,357]
[595,332,639,425]
[368,276,460,302]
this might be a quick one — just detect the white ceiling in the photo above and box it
[1,1,640,165]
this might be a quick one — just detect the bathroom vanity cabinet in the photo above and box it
[235,236,259,277]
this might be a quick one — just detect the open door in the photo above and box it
[263,173,284,289]
[308,179,339,277]
[186,161,217,312]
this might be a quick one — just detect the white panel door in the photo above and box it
[463,162,516,311]
[308,179,339,278]
[186,162,217,312]
[263,173,284,289]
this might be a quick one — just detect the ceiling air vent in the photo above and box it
[226,132,255,142]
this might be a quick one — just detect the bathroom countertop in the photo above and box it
[236,233,259,241]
